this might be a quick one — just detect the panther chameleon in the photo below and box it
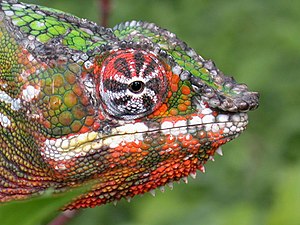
[0,0,259,209]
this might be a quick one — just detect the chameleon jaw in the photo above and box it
[42,103,248,179]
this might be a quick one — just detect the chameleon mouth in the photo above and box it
[42,109,248,172]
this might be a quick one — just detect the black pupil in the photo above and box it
[129,81,144,93]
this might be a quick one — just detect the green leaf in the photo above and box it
[0,187,86,225]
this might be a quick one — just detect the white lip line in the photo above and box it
[43,120,248,152]
[47,119,248,144]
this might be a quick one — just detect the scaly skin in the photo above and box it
[0,1,259,209]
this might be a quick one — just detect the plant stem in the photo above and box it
[99,0,111,27]
[47,210,79,225]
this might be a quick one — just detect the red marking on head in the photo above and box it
[99,49,165,81]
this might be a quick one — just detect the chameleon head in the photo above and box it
[55,39,258,207]
[0,0,259,209]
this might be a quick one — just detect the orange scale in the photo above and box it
[184,134,193,141]
[29,66,36,74]
[164,165,172,173]
[68,161,76,167]
[214,140,226,147]
[169,108,178,116]
[112,146,123,153]
[177,133,185,142]
[167,90,173,98]
[97,113,105,120]
[122,142,132,148]
[165,135,176,144]
[184,100,191,106]
[198,113,205,119]
[175,171,182,177]
[194,143,201,150]
[43,120,51,129]
[181,85,191,95]
[79,126,89,133]
[128,147,137,153]
[63,161,73,169]
[17,57,22,64]
[151,103,168,117]
[136,154,147,161]
[157,166,166,174]
[109,163,117,169]
[206,131,214,138]
[120,159,129,165]
[131,189,140,195]
[26,63,33,70]
[123,146,133,153]
[181,95,188,100]
[92,64,101,75]
[170,83,178,92]
[178,103,187,112]
[183,160,191,166]
[128,162,139,168]
[135,153,144,160]
[160,177,168,183]
[167,170,174,177]
[84,116,95,126]
[132,141,142,148]
[22,48,29,55]
[175,150,184,157]
[160,145,170,153]
[157,137,166,145]
[172,163,181,169]
[191,158,199,165]
[171,73,180,83]
[212,111,218,117]
[91,122,100,131]
[170,142,180,149]
[16,75,23,83]
[191,138,199,145]
[198,131,206,139]
[111,152,120,158]
[213,132,221,138]
[210,133,219,139]
[161,144,171,151]
[181,141,191,148]
[140,143,150,151]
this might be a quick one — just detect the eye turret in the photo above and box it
[99,49,168,120]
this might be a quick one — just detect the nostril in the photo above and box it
[239,101,249,111]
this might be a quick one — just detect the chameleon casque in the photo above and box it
[0,0,259,209]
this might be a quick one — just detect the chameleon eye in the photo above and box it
[99,49,168,120]
[128,81,144,94]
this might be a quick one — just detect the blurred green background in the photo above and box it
[1,0,300,225]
